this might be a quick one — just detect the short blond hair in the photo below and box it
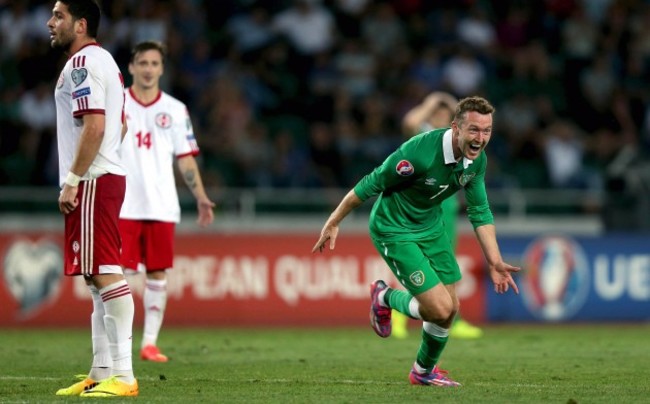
[454,96,495,124]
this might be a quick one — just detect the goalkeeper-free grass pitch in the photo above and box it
[1,324,649,403]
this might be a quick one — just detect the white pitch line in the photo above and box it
[0,375,404,385]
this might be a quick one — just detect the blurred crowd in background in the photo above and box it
[1,0,649,209]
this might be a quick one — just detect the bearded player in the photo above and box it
[48,0,138,397]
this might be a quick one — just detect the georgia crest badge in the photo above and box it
[156,112,172,128]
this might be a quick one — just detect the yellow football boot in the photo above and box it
[80,376,139,397]
[55,374,98,396]
[449,319,484,339]
[392,310,410,339]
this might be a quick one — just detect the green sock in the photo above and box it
[416,328,448,372]
[384,289,416,318]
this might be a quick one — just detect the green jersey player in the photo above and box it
[396,91,484,340]
[312,96,520,387]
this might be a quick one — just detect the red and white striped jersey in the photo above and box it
[119,88,199,223]
[54,43,126,187]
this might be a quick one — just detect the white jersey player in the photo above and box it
[119,40,215,363]
[120,88,198,222]
[48,0,137,398]
[55,44,126,187]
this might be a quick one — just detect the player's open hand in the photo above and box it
[489,261,521,295]
[312,223,339,253]
[197,198,215,227]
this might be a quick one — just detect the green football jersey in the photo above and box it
[354,128,494,241]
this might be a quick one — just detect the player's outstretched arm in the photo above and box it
[177,155,215,227]
[312,189,363,253]
[474,224,521,294]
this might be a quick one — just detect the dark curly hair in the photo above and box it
[59,0,101,38]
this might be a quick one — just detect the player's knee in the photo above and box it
[419,298,454,323]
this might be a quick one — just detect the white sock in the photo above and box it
[423,321,450,338]
[408,297,423,320]
[413,361,428,374]
[88,285,111,381]
[100,280,135,383]
[377,289,389,308]
[142,278,168,348]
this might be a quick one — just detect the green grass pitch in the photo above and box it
[1,324,649,403]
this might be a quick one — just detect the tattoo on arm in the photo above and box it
[183,169,197,190]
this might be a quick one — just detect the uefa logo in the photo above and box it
[395,160,414,176]
[521,236,590,321]
[3,239,63,318]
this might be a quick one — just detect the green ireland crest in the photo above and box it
[459,173,475,186]
[409,270,425,286]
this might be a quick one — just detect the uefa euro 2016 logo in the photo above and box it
[521,236,590,321]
